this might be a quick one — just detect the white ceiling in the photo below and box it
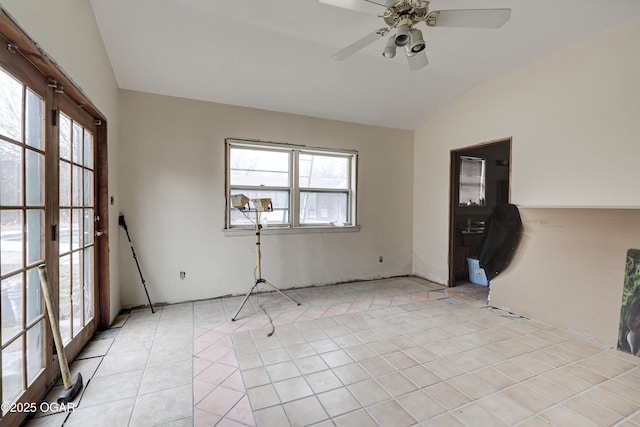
[90,0,640,130]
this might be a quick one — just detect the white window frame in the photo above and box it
[225,138,358,233]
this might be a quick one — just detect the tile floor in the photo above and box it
[25,277,640,426]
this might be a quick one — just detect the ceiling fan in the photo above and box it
[322,0,511,71]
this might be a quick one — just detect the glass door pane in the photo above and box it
[58,111,95,343]
[0,66,45,413]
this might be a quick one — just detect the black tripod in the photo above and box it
[119,215,155,313]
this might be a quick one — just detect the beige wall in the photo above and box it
[118,90,414,306]
[413,18,640,343]
[1,0,122,322]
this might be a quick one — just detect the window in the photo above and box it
[459,156,486,206]
[226,139,357,229]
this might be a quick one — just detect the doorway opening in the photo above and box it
[448,138,511,286]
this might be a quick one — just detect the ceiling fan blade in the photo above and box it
[407,50,428,71]
[427,9,512,28]
[319,0,388,15]
[331,29,387,61]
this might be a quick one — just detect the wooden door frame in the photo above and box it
[0,9,110,425]
[448,137,512,287]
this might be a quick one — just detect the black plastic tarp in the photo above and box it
[478,204,523,281]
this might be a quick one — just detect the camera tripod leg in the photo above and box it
[231,282,258,321]
[264,280,301,306]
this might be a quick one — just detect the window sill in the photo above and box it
[223,225,360,237]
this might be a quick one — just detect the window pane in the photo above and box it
[72,165,82,206]
[25,89,44,150]
[84,208,94,245]
[26,267,41,324]
[0,140,23,206]
[26,149,44,206]
[300,192,349,225]
[459,156,486,206]
[84,247,93,322]
[230,190,289,226]
[230,147,289,187]
[299,153,349,189]
[72,251,82,335]
[26,320,43,385]
[72,208,82,250]
[72,122,83,164]
[59,208,71,254]
[1,210,23,276]
[84,130,93,168]
[59,161,71,207]
[59,254,71,343]
[59,113,72,161]
[1,274,22,345]
[84,169,94,207]
[26,209,43,265]
[2,338,24,413]
[0,68,23,142]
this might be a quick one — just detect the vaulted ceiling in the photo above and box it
[91,0,640,130]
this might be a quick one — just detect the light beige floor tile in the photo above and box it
[523,376,574,402]
[259,348,291,365]
[295,354,329,375]
[76,339,113,359]
[129,384,193,426]
[425,382,471,411]
[283,396,328,426]
[332,363,370,385]
[139,359,192,395]
[348,380,391,407]
[285,342,316,359]
[423,412,465,427]
[253,404,289,427]
[563,396,623,426]
[265,360,300,382]
[273,376,313,403]
[396,390,445,421]
[502,384,554,413]
[306,369,343,393]
[344,344,377,362]
[477,392,534,425]
[317,387,361,417]
[246,383,281,410]
[400,364,441,388]
[581,386,640,417]
[376,372,417,397]
[367,399,416,427]
[79,369,143,408]
[320,349,354,368]
[383,351,418,370]
[241,366,271,389]
[450,373,497,400]
[359,357,395,377]
[93,349,149,378]
[64,397,135,427]
[539,404,600,427]
[333,409,378,427]
[453,402,508,426]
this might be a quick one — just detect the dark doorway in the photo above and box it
[448,138,511,286]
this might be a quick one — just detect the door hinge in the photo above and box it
[51,224,58,241]
[51,108,58,126]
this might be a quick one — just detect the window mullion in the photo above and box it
[291,149,299,227]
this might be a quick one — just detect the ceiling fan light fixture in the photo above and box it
[404,44,417,57]
[409,28,426,53]
[382,36,397,58]
[394,23,411,47]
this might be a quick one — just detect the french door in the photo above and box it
[0,35,104,425]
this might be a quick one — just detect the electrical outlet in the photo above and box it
[180,271,186,279]
[379,256,383,263]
